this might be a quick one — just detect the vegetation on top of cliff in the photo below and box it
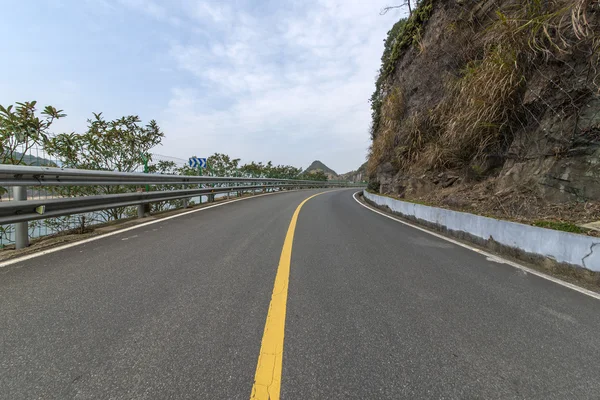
[384,1,433,75]
[369,0,433,140]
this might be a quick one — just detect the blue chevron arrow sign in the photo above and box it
[188,157,207,169]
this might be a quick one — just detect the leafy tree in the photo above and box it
[239,161,303,179]
[0,101,65,244]
[205,153,241,176]
[0,101,65,165]
[269,165,302,179]
[45,113,165,220]
[301,170,328,181]
[239,161,266,177]
[46,113,163,172]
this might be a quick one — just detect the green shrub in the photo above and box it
[533,221,586,234]
[367,180,381,192]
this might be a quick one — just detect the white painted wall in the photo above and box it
[363,191,600,271]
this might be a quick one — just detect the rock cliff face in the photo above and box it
[368,0,600,213]
[339,162,367,182]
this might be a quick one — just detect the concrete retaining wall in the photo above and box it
[363,191,600,271]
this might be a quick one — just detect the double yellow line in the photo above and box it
[250,191,328,399]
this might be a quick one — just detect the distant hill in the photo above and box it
[304,160,368,181]
[339,161,367,182]
[3,151,57,167]
[304,160,338,179]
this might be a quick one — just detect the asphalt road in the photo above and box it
[1,189,599,399]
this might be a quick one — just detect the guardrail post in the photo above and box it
[182,183,189,209]
[13,186,29,249]
[137,204,145,218]
[136,187,150,218]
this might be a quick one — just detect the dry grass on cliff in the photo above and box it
[380,0,600,176]
[396,112,439,170]
[498,0,598,61]
[368,87,404,175]
[423,44,525,170]
[431,0,599,169]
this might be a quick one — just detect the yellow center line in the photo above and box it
[250,191,330,400]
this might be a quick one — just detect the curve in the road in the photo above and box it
[2,189,600,399]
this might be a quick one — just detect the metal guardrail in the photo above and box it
[0,164,327,186]
[0,164,364,249]
[0,184,305,224]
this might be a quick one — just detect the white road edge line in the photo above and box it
[353,191,600,301]
[0,190,301,268]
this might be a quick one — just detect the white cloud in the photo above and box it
[49,0,405,172]
[157,0,402,172]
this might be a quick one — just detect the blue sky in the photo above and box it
[0,0,403,173]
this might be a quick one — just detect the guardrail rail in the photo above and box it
[0,164,365,249]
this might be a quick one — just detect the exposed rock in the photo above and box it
[339,162,368,182]
[370,0,600,208]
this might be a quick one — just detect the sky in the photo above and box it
[0,0,404,173]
